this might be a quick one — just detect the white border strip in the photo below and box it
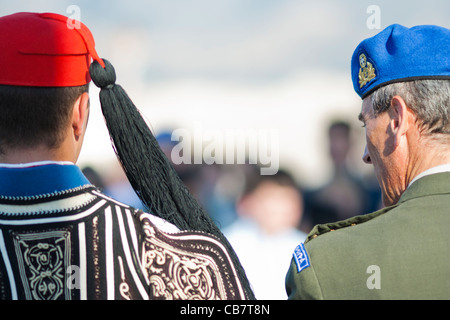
[0,161,74,168]
[78,222,87,300]
[0,193,97,215]
[116,206,149,299]
[0,230,17,299]
[0,200,107,226]
[105,206,114,300]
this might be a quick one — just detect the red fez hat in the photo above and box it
[0,12,105,87]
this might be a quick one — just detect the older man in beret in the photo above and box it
[285,24,450,299]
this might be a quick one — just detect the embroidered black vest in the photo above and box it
[0,163,247,300]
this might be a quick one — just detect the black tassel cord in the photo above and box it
[89,59,255,300]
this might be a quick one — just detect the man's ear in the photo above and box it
[72,92,90,140]
[389,95,411,148]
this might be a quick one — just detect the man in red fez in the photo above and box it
[0,12,253,300]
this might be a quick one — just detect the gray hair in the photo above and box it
[370,79,450,136]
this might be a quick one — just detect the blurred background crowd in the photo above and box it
[2,0,448,300]
[82,119,382,299]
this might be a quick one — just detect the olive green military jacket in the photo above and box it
[285,172,450,299]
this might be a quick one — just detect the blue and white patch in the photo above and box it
[293,243,310,273]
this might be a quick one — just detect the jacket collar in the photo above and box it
[0,161,92,198]
[304,170,450,243]
[399,171,450,204]
[407,163,450,188]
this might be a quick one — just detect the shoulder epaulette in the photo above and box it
[304,205,396,243]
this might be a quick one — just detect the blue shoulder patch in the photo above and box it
[293,243,310,273]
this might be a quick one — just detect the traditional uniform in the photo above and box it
[0,12,253,300]
[285,24,450,299]
[0,162,246,300]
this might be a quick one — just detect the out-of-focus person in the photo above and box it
[225,169,307,299]
[303,120,381,230]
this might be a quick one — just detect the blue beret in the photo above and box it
[351,24,450,98]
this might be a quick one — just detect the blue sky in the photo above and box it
[2,1,448,83]
[1,1,449,185]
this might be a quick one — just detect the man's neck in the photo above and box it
[0,146,74,164]
[406,142,450,187]
[408,163,450,188]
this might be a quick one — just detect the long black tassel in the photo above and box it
[89,59,255,300]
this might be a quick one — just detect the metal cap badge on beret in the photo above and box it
[0,12,105,87]
[351,24,450,99]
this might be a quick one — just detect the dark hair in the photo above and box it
[328,120,350,136]
[242,168,299,198]
[0,84,89,153]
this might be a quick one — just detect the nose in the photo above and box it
[362,145,372,164]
